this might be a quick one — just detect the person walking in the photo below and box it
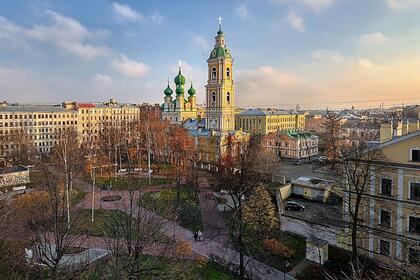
[197,230,202,242]
[194,231,198,241]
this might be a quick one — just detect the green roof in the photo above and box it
[188,83,196,95]
[164,84,173,96]
[209,47,231,59]
[174,68,186,86]
[176,86,184,95]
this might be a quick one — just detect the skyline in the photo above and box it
[1,0,420,109]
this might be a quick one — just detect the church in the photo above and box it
[162,18,236,134]
[161,19,248,167]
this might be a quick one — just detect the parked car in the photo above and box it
[285,201,305,211]
[294,160,303,165]
[318,156,328,161]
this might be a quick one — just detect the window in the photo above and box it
[408,248,420,264]
[227,92,230,103]
[381,178,392,196]
[211,92,216,107]
[408,216,420,234]
[380,210,391,227]
[226,68,230,79]
[410,149,420,162]
[379,240,390,256]
[211,67,217,80]
[410,182,420,201]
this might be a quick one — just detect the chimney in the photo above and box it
[408,120,419,133]
[380,121,393,143]
[401,119,409,136]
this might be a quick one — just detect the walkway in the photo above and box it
[76,187,295,280]
[197,176,229,245]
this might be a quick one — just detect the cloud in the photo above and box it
[112,54,149,77]
[94,74,113,83]
[312,50,344,62]
[359,32,389,46]
[112,2,143,22]
[192,34,210,50]
[287,12,305,32]
[0,11,111,59]
[235,4,249,19]
[150,10,164,24]
[386,0,420,9]
[235,66,305,106]
[274,0,335,12]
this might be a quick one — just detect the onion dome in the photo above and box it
[188,82,196,96]
[174,68,186,86]
[164,83,173,96]
[176,85,184,96]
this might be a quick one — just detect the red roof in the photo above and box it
[77,103,96,108]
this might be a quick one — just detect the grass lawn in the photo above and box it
[144,185,203,232]
[198,261,239,280]
[72,208,128,237]
[95,176,174,191]
[70,188,87,205]
[84,255,239,280]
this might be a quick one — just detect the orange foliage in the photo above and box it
[175,240,192,258]
[263,239,295,259]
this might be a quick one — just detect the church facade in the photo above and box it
[161,66,198,125]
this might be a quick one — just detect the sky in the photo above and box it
[0,0,420,109]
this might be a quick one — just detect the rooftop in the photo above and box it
[0,165,29,174]
[0,105,71,113]
[238,108,301,116]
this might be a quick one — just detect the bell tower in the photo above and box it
[205,17,235,132]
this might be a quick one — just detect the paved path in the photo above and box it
[76,187,295,280]
[197,176,229,245]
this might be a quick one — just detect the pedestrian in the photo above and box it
[194,231,198,241]
[197,230,202,241]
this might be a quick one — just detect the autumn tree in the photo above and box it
[215,135,280,279]
[243,185,279,236]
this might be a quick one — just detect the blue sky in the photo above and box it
[0,0,419,109]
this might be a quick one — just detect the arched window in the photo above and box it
[226,92,230,103]
[226,68,230,79]
[211,92,216,107]
[211,67,217,80]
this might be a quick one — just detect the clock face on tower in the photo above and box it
[212,50,216,57]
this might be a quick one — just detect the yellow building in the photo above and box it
[235,109,305,135]
[344,131,420,271]
[0,105,78,159]
[0,99,141,164]
[205,19,236,132]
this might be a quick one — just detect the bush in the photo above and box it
[178,199,201,232]
[263,239,295,258]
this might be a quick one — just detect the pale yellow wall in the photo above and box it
[380,135,420,165]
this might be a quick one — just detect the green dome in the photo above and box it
[164,84,173,96]
[188,83,196,95]
[174,68,186,86]
[176,86,184,95]
[209,47,231,59]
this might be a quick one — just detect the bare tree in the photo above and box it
[336,140,386,262]
[321,111,342,170]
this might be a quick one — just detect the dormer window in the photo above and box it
[212,67,217,80]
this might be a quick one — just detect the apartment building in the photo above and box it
[260,131,319,160]
[344,131,420,271]
[0,105,78,159]
[0,99,142,164]
[235,109,305,135]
